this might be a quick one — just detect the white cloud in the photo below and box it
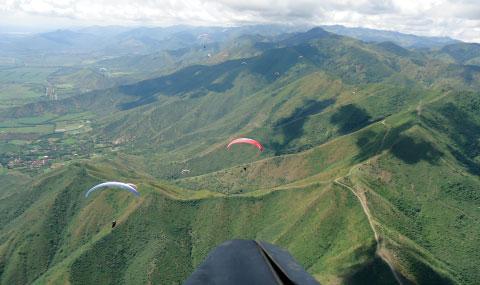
[0,0,478,42]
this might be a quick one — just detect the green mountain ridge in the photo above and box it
[0,27,479,284]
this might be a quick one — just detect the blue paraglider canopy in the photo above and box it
[85,181,139,198]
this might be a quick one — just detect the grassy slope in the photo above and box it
[3,91,479,284]
[1,30,479,284]
[89,35,476,182]
[172,92,480,284]
[0,161,390,285]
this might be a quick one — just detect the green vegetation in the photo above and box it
[0,162,385,284]
[0,27,479,284]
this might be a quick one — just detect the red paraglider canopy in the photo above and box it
[227,138,264,152]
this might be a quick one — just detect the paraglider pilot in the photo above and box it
[112,220,117,228]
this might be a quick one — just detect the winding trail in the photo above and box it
[334,174,403,285]
[332,119,403,283]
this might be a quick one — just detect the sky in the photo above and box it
[0,0,479,42]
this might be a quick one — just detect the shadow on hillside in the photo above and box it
[344,256,411,285]
[435,102,480,174]
[390,136,443,164]
[269,98,335,155]
[330,104,372,135]
[118,61,243,110]
[248,48,300,82]
[461,65,480,84]
[354,121,443,165]
[344,254,455,285]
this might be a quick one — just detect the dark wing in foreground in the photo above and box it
[184,239,319,285]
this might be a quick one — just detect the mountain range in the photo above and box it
[0,25,479,284]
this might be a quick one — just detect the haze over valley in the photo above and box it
[0,1,479,284]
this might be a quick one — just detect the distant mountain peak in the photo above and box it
[321,24,459,48]
[281,27,330,46]
[306,27,328,35]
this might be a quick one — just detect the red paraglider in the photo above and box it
[227,138,264,152]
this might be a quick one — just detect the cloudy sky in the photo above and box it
[0,0,479,42]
